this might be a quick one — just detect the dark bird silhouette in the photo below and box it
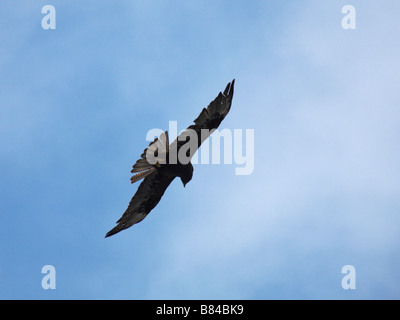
[105,80,235,237]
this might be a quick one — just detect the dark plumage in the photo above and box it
[105,80,235,237]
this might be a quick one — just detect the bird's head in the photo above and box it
[180,162,194,187]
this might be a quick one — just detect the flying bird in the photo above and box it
[105,80,235,237]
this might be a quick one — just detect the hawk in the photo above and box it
[106,80,235,237]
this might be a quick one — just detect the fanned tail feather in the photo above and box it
[130,131,169,178]
[130,167,156,184]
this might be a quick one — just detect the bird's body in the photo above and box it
[106,80,235,237]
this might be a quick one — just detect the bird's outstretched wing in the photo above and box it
[191,79,235,134]
[171,79,235,157]
[105,171,175,237]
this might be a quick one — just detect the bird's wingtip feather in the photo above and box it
[105,225,122,238]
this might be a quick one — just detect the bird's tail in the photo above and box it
[130,167,156,184]
[130,131,169,184]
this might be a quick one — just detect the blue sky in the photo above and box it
[1,0,399,299]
